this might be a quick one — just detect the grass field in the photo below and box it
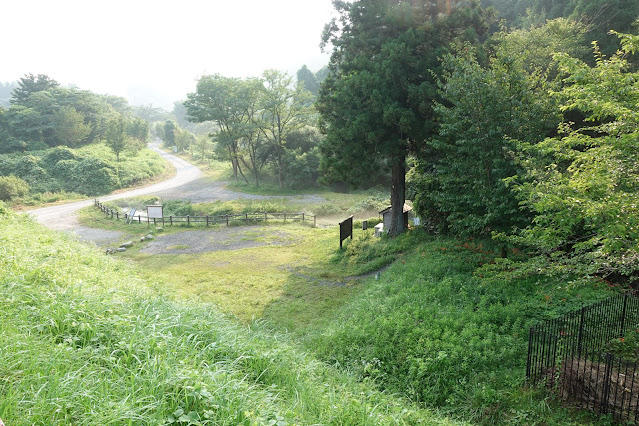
[0,203,457,425]
[9,150,627,424]
[78,195,622,424]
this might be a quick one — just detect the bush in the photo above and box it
[71,158,118,195]
[15,155,47,186]
[310,203,343,216]
[162,200,195,217]
[348,195,388,214]
[42,147,78,169]
[0,175,29,201]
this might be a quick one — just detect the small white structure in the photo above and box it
[379,203,412,233]
[374,222,384,237]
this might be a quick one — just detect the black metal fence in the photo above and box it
[94,200,316,227]
[527,293,639,421]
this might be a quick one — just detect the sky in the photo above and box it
[1,0,336,109]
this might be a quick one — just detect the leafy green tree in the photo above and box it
[126,117,150,153]
[105,117,127,163]
[10,74,59,105]
[500,32,639,282]
[414,45,559,239]
[317,0,491,236]
[494,18,589,78]
[53,106,92,148]
[163,120,176,147]
[0,175,29,201]
[185,75,257,183]
[259,69,313,188]
[296,65,320,97]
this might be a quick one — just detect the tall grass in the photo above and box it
[303,230,617,424]
[0,203,455,425]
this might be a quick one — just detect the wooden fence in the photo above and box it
[94,200,316,227]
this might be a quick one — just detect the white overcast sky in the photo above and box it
[1,0,336,109]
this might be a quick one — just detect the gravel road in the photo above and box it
[26,143,324,246]
[27,142,202,231]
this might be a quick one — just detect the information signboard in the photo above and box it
[147,205,163,219]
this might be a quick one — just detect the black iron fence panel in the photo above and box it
[527,293,639,422]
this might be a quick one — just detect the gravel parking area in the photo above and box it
[139,226,297,254]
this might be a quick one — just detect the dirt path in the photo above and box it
[26,142,202,231]
[26,143,325,244]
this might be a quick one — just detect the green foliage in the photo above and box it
[0,144,165,199]
[493,18,589,78]
[163,120,176,146]
[304,231,614,423]
[414,44,559,236]
[0,175,29,201]
[318,0,492,236]
[499,33,639,283]
[10,73,59,105]
[280,147,320,189]
[185,71,314,189]
[52,105,92,147]
[296,64,320,97]
[0,205,448,425]
[104,117,127,162]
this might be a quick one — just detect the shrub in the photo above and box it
[348,195,388,214]
[0,175,29,201]
[71,158,118,195]
[42,146,78,169]
[310,203,343,216]
[15,155,47,186]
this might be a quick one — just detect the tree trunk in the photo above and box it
[277,142,283,189]
[387,156,406,237]
[228,146,238,180]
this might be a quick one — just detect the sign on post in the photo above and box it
[127,208,137,224]
[147,205,163,219]
[339,215,354,248]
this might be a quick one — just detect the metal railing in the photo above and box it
[527,293,639,421]
[94,200,316,227]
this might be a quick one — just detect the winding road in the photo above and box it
[27,142,324,238]
[27,142,202,231]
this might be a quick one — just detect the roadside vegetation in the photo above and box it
[0,144,169,207]
[0,74,168,207]
[0,204,456,425]
[78,196,620,424]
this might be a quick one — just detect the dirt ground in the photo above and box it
[139,226,298,255]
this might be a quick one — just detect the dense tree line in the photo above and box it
[184,69,321,189]
[317,0,639,283]
[0,74,148,155]
[0,74,156,199]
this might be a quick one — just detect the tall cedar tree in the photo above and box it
[317,0,490,236]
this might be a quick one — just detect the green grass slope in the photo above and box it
[303,231,620,424]
[0,203,455,425]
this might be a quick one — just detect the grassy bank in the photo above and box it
[0,203,455,425]
[85,206,621,423]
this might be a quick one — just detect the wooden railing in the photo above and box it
[94,200,316,227]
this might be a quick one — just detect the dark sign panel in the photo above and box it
[339,215,354,248]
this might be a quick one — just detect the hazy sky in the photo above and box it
[1,0,336,109]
